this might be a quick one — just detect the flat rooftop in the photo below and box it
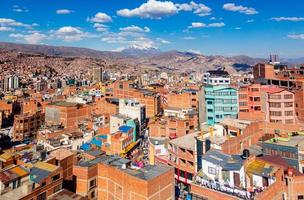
[169,132,198,151]
[264,135,304,147]
[77,155,172,181]
[49,101,80,107]
[48,189,88,200]
[220,117,252,130]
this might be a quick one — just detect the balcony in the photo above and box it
[192,173,266,200]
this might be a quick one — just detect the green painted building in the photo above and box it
[204,85,238,125]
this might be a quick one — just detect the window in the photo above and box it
[270,94,281,99]
[284,102,293,107]
[286,119,294,124]
[208,167,216,175]
[91,191,95,198]
[269,102,281,108]
[52,174,60,182]
[89,179,96,189]
[298,195,304,200]
[270,111,282,116]
[253,97,260,102]
[284,94,293,99]
[285,111,293,116]
[207,101,213,105]
[53,184,61,193]
[37,192,47,200]
[222,170,230,182]
[239,102,247,106]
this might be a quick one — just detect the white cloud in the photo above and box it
[209,17,223,21]
[101,31,156,50]
[271,17,304,22]
[235,27,241,30]
[120,25,150,33]
[0,18,35,28]
[117,0,177,19]
[0,27,14,31]
[176,1,211,16]
[9,32,46,44]
[56,9,74,14]
[189,22,206,28]
[111,47,126,52]
[52,26,89,42]
[223,3,258,15]
[247,19,254,23]
[183,36,196,40]
[130,37,155,49]
[93,23,108,32]
[288,34,304,40]
[208,22,225,27]
[187,49,201,54]
[117,0,211,19]
[12,5,29,13]
[88,12,112,23]
[189,22,225,28]
[156,38,170,44]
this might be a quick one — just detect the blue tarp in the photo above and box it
[80,143,91,151]
[91,138,102,147]
[119,125,133,133]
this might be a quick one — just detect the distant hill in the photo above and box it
[0,41,268,73]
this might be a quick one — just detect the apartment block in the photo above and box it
[253,63,304,121]
[238,83,265,121]
[149,112,198,139]
[73,155,174,200]
[168,132,204,191]
[263,87,297,124]
[202,85,238,125]
[45,102,92,128]
[109,81,161,118]
[13,111,45,141]
[202,70,230,85]
[166,90,198,109]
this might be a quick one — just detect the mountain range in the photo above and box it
[0,42,302,74]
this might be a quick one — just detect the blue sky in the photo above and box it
[0,0,303,58]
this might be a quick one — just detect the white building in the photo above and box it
[119,99,146,127]
[201,149,245,188]
[203,70,230,85]
[164,107,197,119]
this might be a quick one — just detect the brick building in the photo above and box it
[13,111,45,141]
[73,155,174,200]
[108,81,161,118]
[253,63,304,121]
[45,102,92,128]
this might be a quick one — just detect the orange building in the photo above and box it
[238,83,265,121]
[1,162,63,200]
[110,126,134,155]
[149,115,198,139]
[166,91,198,109]
[168,133,198,187]
[49,148,75,181]
[73,155,174,200]
[13,111,45,141]
[253,63,304,121]
[45,102,92,128]
[73,160,98,199]
[108,80,161,118]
